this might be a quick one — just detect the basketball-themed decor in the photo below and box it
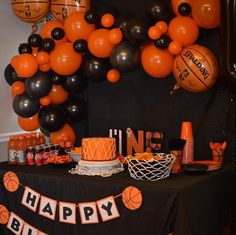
[209,140,227,166]
[51,0,91,22]
[173,44,218,93]
[122,186,142,210]
[11,0,50,23]
[3,171,20,193]
[0,205,10,225]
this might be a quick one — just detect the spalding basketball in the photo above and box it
[51,0,91,22]
[173,44,218,93]
[11,0,50,23]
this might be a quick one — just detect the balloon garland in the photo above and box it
[5,0,221,147]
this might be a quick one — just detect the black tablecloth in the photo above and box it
[0,162,233,235]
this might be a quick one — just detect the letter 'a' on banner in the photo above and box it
[59,202,76,224]
[38,195,57,221]
[21,186,40,212]
[7,212,24,235]
[96,196,120,222]
[78,202,99,224]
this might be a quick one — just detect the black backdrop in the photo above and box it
[75,0,233,162]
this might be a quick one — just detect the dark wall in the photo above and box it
[78,0,233,161]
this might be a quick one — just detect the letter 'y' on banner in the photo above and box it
[96,196,120,222]
[7,212,24,235]
[21,222,38,235]
[21,186,40,212]
[78,202,99,224]
[59,202,76,224]
[38,195,57,220]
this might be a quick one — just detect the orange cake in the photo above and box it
[82,137,116,161]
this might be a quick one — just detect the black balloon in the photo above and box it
[25,71,52,99]
[85,9,100,24]
[146,0,174,23]
[124,17,151,46]
[63,99,87,123]
[110,41,140,72]
[41,38,55,53]
[38,105,65,132]
[114,15,133,34]
[62,73,87,93]
[51,27,65,40]
[28,34,42,48]
[154,34,171,49]
[4,64,21,86]
[73,39,88,53]
[13,93,40,118]
[81,55,110,82]
[178,3,191,16]
[50,72,65,84]
[18,43,32,54]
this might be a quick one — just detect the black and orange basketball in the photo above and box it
[122,186,142,210]
[51,0,91,22]
[11,0,50,23]
[3,171,20,193]
[0,205,9,225]
[173,44,218,93]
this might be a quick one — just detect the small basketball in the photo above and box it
[0,205,10,224]
[173,44,218,93]
[11,0,50,23]
[3,171,20,193]
[51,0,91,22]
[122,186,142,210]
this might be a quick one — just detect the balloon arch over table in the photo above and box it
[5,0,229,148]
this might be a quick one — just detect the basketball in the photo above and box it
[173,44,218,93]
[51,0,91,22]
[0,205,10,224]
[122,186,142,210]
[11,0,50,23]
[3,171,20,193]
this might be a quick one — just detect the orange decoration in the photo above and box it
[18,113,39,131]
[168,16,199,47]
[173,44,218,92]
[107,28,123,45]
[39,62,51,72]
[88,28,114,58]
[148,26,162,40]
[11,55,20,68]
[192,0,220,29]
[122,186,142,210]
[48,84,69,104]
[50,42,82,75]
[3,171,20,193]
[0,205,10,225]
[11,0,50,23]
[107,69,120,83]
[64,11,95,42]
[141,43,174,78]
[51,0,90,22]
[11,81,25,97]
[171,0,193,16]
[101,13,115,28]
[39,95,51,106]
[36,51,50,65]
[50,123,76,147]
[155,21,168,34]
[168,40,182,55]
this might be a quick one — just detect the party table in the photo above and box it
[0,162,233,235]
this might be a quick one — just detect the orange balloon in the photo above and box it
[148,26,162,40]
[50,42,82,75]
[141,43,174,78]
[171,0,193,16]
[107,28,123,45]
[50,123,76,147]
[11,55,20,68]
[48,84,68,104]
[192,0,220,29]
[11,81,25,97]
[168,16,199,47]
[88,29,114,58]
[64,11,95,42]
[101,13,115,28]
[39,62,51,72]
[18,113,39,131]
[39,95,51,106]
[36,51,50,65]
[107,69,120,83]
[155,21,168,34]
[168,40,182,55]
[13,54,38,78]
[40,20,67,45]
